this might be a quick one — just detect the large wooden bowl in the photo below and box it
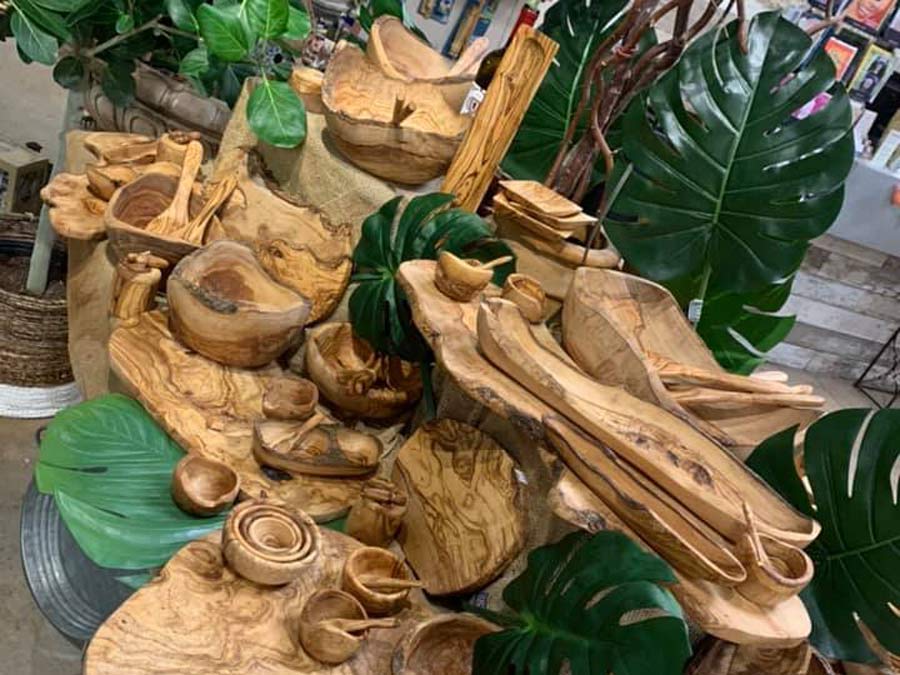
[105,171,217,267]
[392,614,497,675]
[305,322,422,419]
[366,16,487,111]
[167,240,310,368]
[322,42,470,185]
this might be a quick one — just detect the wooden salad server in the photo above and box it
[145,140,203,236]
[181,173,238,245]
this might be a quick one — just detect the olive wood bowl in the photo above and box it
[171,454,240,517]
[262,376,319,420]
[502,273,546,323]
[341,546,418,616]
[298,589,369,664]
[434,251,492,302]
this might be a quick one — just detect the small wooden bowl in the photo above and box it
[502,273,546,323]
[736,532,813,607]
[392,614,497,675]
[434,252,492,302]
[299,589,368,664]
[262,376,319,420]
[171,455,240,517]
[341,547,415,616]
[222,500,320,586]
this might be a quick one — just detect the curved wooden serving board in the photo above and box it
[549,470,811,647]
[392,419,526,595]
[108,311,363,520]
[84,529,436,674]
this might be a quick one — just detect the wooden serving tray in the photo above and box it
[108,311,363,521]
[84,529,436,674]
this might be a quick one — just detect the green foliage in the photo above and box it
[247,78,306,148]
[350,193,514,362]
[101,59,136,106]
[502,0,628,183]
[747,410,900,664]
[246,0,288,38]
[52,55,85,89]
[472,531,691,675]
[197,4,250,61]
[35,394,226,570]
[10,9,57,65]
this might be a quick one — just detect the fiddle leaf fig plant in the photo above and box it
[471,530,691,675]
[747,409,900,665]
[35,394,226,571]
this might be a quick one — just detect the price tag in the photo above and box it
[688,298,703,325]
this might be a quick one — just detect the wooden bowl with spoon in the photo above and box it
[341,546,421,615]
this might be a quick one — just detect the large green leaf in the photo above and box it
[197,3,250,61]
[247,78,306,148]
[101,59,136,106]
[52,55,85,88]
[697,276,796,374]
[281,4,310,40]
[10,9,57,65]
[472,531,691,675]
[502,0,627,183]
[11,0,70,40]
[350,194,514,362]
[747,410,900,664]
[606,12,854,296]
[246,0,288,38]
[166,0,199,32]
[35,395,226,570]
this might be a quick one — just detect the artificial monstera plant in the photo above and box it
[747,409,900,666]
[35,394,225,574]
[471,530,691,675]
[606,12,854,372]
[350,192,514,366]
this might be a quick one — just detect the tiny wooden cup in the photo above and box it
[341,547,415,616]
[171,455,239,517]
[299,589,368,664]
[262,376,319,420]
[502,273,546,323]
[736,532,813,607]
[434,252,492,302]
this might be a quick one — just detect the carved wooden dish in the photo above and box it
[222,499,320,586]
[322,42,470,185]
[366,16,487,110]
[502,273,546,323]
[85,163,140,201]
[42,172,109,240]
[168,240,310,367]
[171,454,239,516]
[341,547,418,616]
[299,589,369,664]
[306,323,422,419]
[434,251,493,302]
[392,614,498,675]
[345,477,408,548]
[262,376,319,420]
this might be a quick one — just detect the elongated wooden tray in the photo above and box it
[108,311,363,520]
[478,298,818,546]
[549,469,811,647]
[562,269,820,454]
[84,529,436,674]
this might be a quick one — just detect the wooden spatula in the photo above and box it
[181,174,238,244]
[145,140,203,236]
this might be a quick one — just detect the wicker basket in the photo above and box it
[0,215,72,387]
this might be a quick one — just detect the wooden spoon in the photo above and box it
[321,617,400,633]
[145,140,203,236]
[478,255,514,270]
[181,174,237,244]
[357,575,424,591]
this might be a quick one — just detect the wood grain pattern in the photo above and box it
[685,637,812,675]
[84,530,437,674]
[549,469,811,646]
[441,26,558,211]
[392,419,525,595]
[42,172,108,240]
[494,215,620,269]
[109,252,164,321]
[478,297,819,547]
[108,311,363,520]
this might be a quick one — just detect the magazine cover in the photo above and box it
[849,43,896,101]
[823,34,861,80]
[845,0,897,33]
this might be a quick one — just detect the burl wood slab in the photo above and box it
[392,419,525,595]
[108,311,362,520]
[84,529,435,675]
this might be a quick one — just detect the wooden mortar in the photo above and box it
[221,500,320,586]
[171,454,240,517]
[434,252,493,302]
[298,589,369,664]
[341,546,418,616]
[262,376,319,420]
[502,273,546,323]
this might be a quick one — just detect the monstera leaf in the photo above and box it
[748,409,900,664]
[502,0,628,182]
[606,12,854,297]
[697,276,796,374]
[472,531,691,675]
[350,193,514,363]
[35,395,225,571]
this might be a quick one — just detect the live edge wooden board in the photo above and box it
[108,310,363,520]
[84,529,436,675]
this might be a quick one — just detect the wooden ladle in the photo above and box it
[145,140,203,236]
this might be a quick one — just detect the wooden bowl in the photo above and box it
[392,614,497,675]
[171,455,239,517]
[736,532,814,607]
[341,547,415,616]
[262,376,319,420]
[434,251,492,302]
[305,322,422,419]
[502,273,546,323]
[322,42,470,185]
[253,420,383,477]
[105,171,215,267]
[221,500,320,586]
[168,240,310,368]
[299,589,368,664]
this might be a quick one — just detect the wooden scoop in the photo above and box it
[145,140,203,236]
[357,575,424,591]
[181,174,237,244]
[321,617,400,633]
